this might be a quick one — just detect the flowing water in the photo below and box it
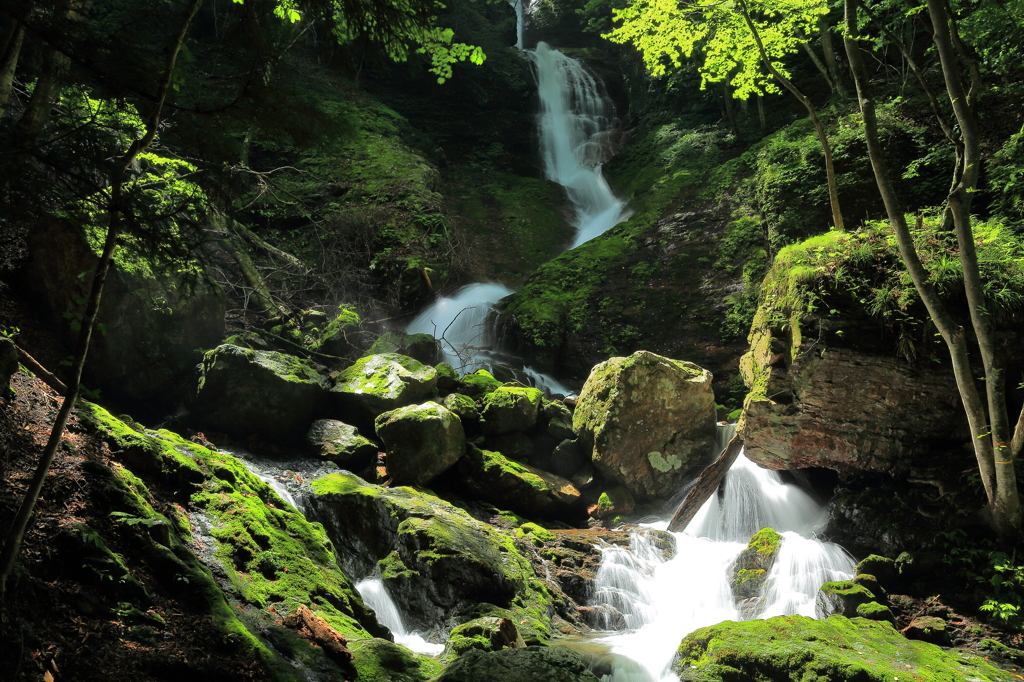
[591,453,855,682]
[355,578,445,656]
[406,42,626,386]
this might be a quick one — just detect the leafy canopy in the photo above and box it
[243,0,486,83]
[604,0,828,98]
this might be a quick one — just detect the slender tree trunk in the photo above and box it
[819,17,850,99]
[757,94,766,132]
[13,45,68,146]
[844,0,1020,537]
[0,19,25,117]
[0,0,205,600]
[925,0,1020,535]
[737,0,844,231]
[723,82,739,137]
[796,27,836,95]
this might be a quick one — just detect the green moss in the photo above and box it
[855,601,895,623]
[378,551,420,580]
[349,638,442,682]
[675,615,1013,681]
[458,369,502,397]
[519,522,555,543]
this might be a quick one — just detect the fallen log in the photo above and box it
[666,434,745,532]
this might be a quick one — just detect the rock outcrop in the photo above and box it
[188,344,328,439]
[572,351,718,501]
[332,353,437,425]
[305,472,551,636]
[375,402,465,486]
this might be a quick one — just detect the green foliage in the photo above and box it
[933,529,1024,629]
[605,0,828,99]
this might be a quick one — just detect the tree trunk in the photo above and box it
[737,0,844,231]
[796,27,836,96]
[667,435,744,532]
[723,82,739,137]
[0,0,205,600]
[818,17,850,99]
[925,0,1020,535]
[0,19,25,117]
[843,0,1020,537]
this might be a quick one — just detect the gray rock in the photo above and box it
[375,402,465,486]
[455,445,583,520]
[549,439,585,479]
[366,332,441,365]
[573,351,717,501]
[188,345,328,439]
[306,419,378,470]
[331,353,437,424]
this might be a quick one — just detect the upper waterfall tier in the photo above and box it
[533,42,628,248]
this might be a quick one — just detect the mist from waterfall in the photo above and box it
[592,454,855,682]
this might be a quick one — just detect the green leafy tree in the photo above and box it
[605,0,845,231]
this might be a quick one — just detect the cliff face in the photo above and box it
[738,226,1024,477]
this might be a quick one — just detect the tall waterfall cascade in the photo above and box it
[533,42,629,249]
[591,453,855,682]
[406,42,627,387]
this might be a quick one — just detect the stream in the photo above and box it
[242,33,855,681]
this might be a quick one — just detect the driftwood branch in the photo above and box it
[667,435,745,532]
[15,345,68,394]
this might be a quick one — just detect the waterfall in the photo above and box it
[407,282,513,374]
[405,44,626,387]
[355,578,445,656]
[592,454,855,682]
[533,42,628,248]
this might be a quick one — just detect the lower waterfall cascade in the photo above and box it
[589,452,855,682]
[355,579,445,656]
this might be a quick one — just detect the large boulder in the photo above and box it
[572,351,717,501]
[188,344,328,439]
[481,386,544,435]
[728,527,782,618]
[433,646,601,682]
[305,472,552,637]
[375,402,465,486]
[331,353,437,425]
[24,218,225,405]
[306,419,378,471]
[673,615,1012,681]
[455,445,583,520]
[366,332,442,366]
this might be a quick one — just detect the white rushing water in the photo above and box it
[406,43,626,389]
[533,42,628,248]
[355,578,444,656]
[592,454,855,682]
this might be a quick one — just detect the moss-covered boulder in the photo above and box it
[458,369,503,398]
[904,616,950,645]
[541,399,575,441]
[673,615,1015,681]
[24,217,225,407]
[366,332,442,365]
[349,638,442,682]
[331,353,437,424]
[439,616,526,665]
[573,351,717,500]
[310,304,361,358]
[306,419,379,471]
[444,392,481,425]
[481,385,544,435]
[729,527,782,604]
[433,646,601,682]
[75,401,395,680]
[188,344,329,440]
[375,402,465,486]
[455,445,583,521]
[436,362,459,393]
[306,472,553,637]
[816,580,876,619]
